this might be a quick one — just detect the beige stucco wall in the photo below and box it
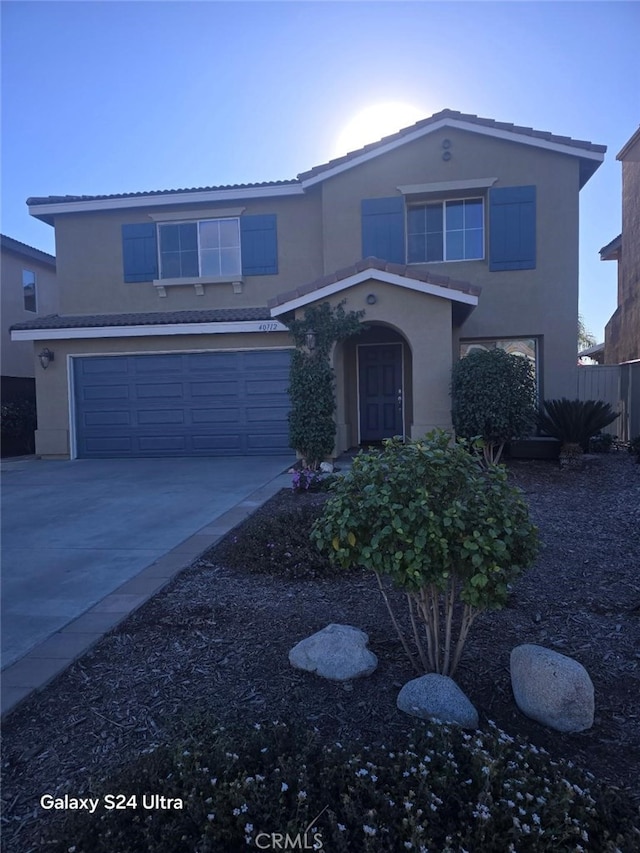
[53,192,324,316]
[319,127,581,401]
[1,248,57,377]
[33,331,292,458]
[296,279,454,454]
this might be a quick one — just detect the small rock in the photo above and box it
[397,674,479,729]
[289,624,377,681]
[320,461,334,473]
[510,644,594,732]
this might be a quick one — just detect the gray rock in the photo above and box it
[397,674,479,729]
[320,461,334,474]
[289,624,377,681]
[510,644,594,732]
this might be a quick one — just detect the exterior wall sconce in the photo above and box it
[366,293,377,305]
[38,347,54,369]
[305,330,316,351]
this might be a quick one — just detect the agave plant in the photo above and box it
[538,398,619,459]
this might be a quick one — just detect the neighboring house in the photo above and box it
[600,126,640,365]
[1,235,57,403]
[11,109,606,460]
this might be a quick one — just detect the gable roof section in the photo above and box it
[298,109,606,189]
[617,126,640,161]
[600,234,622,261]
[268,257,480,317]
[1,234,56,267]
[27,109,606,223]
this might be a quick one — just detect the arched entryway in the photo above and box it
[341,324,413,447]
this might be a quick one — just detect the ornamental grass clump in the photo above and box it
[43,718,638,852]
[312,432,538,677]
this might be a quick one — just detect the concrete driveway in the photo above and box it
[1,454,293,712]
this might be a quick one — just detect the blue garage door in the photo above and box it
[74,350,292,457]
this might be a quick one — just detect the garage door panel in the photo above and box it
[74,350,292,458]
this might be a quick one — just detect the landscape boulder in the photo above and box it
[289,624,377,681]
[510,643,594,732]
[397,674,479,729]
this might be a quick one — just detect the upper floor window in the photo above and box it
[22,269,36,312]
[158,218,241,279]
[407,198,484,263]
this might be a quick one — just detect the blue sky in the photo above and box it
[2,1,639,341]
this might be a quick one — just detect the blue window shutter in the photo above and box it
[241,215,278,275]
[361,197,405,263]
[122,224,158,282]
[489,186,536,271]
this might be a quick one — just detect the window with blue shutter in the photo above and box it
[361,197,405,264]
[489,186,536,271]
[241,214,278,275]
[122,223,158,282]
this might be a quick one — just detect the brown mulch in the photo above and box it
[2,452,639,851]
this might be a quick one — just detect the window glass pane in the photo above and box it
[407,207,425,234]
[179,223,198,251]
[425,204,443,233]
[408,234,426,262]
[200,250,221,276]
[426,233,443,262]
[446,230,464,260]
[465,199,483,229]
[220,247,241,276]
[180,250,199,277]
[218,218,240,248]
[465,228,483,259]
[199,220,220,250]
[160,253,181,279]
[446,201,464,231]
[23,269,36,312]
[159,225,180,252]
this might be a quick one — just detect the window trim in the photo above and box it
[406,196,485,264]
[22,268,37,313]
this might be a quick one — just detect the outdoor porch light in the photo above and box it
[305,329,316,351]
[38,347,54,369]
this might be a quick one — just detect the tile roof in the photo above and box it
[297,109,607,182]
[26,109,606,209]
[1,234,56,265]
[10,307,273,332]
[267,256,480,310]
[26,180,299,206]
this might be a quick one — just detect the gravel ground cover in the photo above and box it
[1,451,639,851]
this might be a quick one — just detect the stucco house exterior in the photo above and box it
[11,109,606,460]
[600,126,640,366]
[1,235,57,403]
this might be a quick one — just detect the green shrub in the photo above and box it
[538,399,619,454]
[628,435,640,463]
[312,433,538,676]
[451,348,537,465]
[286,301,364,468]
[43,718,638,853]
[589,431,614,453]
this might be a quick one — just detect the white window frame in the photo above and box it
[407,197,485,264]
[22,269,37,313]
[157,217,241,281]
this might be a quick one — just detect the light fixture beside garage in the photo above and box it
[38,348,54,369]
[305,329,317,351]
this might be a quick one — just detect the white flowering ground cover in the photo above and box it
[1,452,639,851]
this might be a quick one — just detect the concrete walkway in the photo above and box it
[1,455,294,717]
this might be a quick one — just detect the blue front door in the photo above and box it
[358,343,403,442]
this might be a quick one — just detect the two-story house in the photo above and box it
[1,235,57,405]
[11,109,605,460]
[600,126,640,366]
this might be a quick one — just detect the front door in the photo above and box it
[358,343,403,442]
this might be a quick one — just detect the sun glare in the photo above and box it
[333,102,426,159]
